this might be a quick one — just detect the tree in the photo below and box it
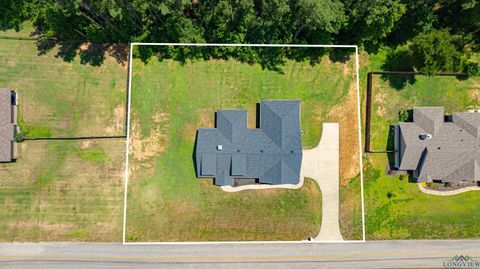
[290,0,346,44]
[409,29,466,75]
[437,0,480,46]
[385,0,437,45]
[0,0,37,31]
[341,0,406,50]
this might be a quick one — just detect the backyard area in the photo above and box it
[361,51,480,239]
[0,38,127,138]
[125,47,363,242]
[0,37,127,241]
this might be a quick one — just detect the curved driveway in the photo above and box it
[222,123,343,242]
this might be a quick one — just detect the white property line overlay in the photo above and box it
[355,46,366,242]
[122,42,134,244]
[122,43,366,244]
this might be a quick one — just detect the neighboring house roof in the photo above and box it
[195,100,303,186]
[0,88,15,162]
[395,107,480,183]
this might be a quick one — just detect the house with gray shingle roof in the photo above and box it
[0,88,19,163]
[394,107,480,183]
[195,100,303,186]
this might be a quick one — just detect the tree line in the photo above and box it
[2,0,479,74]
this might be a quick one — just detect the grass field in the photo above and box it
[0,38,127,241]
[126,49,363,241]
[0,140,125,241]
[361,51,480,239]
[0,39,126,138]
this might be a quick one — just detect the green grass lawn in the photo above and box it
[365,153,480,239]
[0,22,36,39]
[362,51,480,239]
[0,39,126,137]
[0,38,127,241]
[0,140,125,241]
[126,49,362,241]
[370,74,480,150]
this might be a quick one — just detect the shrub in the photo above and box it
[14,132,24,142]
[398,108,411,122]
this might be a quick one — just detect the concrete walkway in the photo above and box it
[301,123,343,242]
[221,123,343,242]
[418,183,480,196]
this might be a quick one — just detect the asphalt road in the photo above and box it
[1,240,480,269]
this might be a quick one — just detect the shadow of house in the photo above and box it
[386,125,396,167]
[192,130,199,178]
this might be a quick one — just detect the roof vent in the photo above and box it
[419,133,432,140]
[217,145,223,151]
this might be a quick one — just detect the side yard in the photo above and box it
[0,38,127,241]
[0,39,126,138]
[126,49,363,241]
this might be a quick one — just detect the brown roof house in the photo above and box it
[0,88,19,162]
[394,107,480,183]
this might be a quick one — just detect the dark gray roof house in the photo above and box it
[195,100,303,186]
[394,107,480,183]
[0,88,18,162]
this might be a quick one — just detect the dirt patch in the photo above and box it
[468,88,480,103]
[375,92,387,116]
[80,140,94,150]
[106,104,125,135]
[40,222,76,232]
[329,83,360,184]
[130,113,170,170]
[182,109,214,139]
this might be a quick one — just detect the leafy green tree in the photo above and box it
[342,0,406,50]
[409,29,466,75]
[290,0,346,44]
[437,0,480,45]
[385,0,437,45]
[1,0,26,30]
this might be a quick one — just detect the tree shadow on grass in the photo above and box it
[135,45,351,73]
[380,48,416,90]
[36,39,128,67]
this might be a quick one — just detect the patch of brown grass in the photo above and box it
[329,83,361,184]
[130,112,170,170]
[105,104,125,135]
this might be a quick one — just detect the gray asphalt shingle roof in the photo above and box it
[0,88,15,162]
[395,107,480,183]
[195,100,303,186]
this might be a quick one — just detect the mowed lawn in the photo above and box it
[126,51,363,242]
[0,140,125,241]
[0,38,127,241]
[364,71,480,239]
[0,39,126,137]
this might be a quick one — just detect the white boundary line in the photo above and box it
[122,43,134,244]
[122,43,365,244]
[355,47,366,241]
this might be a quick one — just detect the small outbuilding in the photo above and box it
[0,88,19,162]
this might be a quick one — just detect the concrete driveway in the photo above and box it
[221,122,343,242]
[301,123,343,241]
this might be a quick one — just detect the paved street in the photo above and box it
[2,240,479,269]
